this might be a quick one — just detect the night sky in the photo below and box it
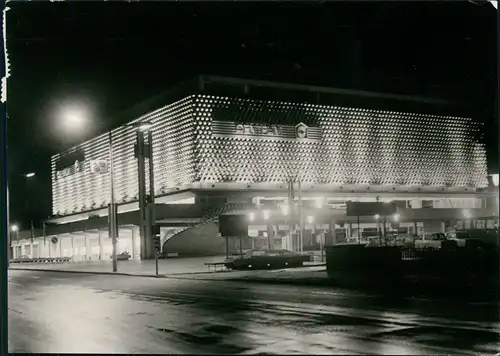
[6,1,498,230]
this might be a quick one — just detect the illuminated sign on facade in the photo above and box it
[235,123,283,137]
[56,160,84,180]
[55,149,86,180]
[89,160,109,174]
[212,121,322,141]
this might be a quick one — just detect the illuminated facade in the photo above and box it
[25,76,495,260]
[52,90,488,216]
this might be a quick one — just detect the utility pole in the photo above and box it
[6,185,10,265]
[146,129,155,259]
[136,130,148,260]
[109,131,118,272]
[30,220,34,257]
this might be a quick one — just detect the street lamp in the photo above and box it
[248,212,255,222]
[262,210,270,220]
[11,225,18,232]
[393,213,400,222]
[25,172,35,178]
[374,214,380,220]
[307,215,314,224]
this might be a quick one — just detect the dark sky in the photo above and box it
[6,1,498,229]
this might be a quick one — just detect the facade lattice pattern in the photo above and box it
[52,93,488,216]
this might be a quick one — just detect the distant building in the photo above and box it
[11,76,498,260]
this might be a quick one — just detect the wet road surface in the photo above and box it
[8,270,500,354]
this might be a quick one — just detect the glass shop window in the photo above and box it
[421,200,434,209]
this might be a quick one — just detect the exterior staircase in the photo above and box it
[161,202,253,256]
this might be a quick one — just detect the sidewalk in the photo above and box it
[9,256,326,279]
[169,265,328,284]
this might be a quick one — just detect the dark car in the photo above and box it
[225,249,310,270]
[112,252,131,261]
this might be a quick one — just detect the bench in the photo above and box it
[204,262,227,272]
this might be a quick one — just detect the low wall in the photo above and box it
[325,245,499,291]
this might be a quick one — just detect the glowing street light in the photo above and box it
[57,104,94,138]
[374,214,380,220]
[248,212,255,222]
[11,225,18,232]
[25,172,35,178]
[307,215,314,224]
[262,210,270,220]
[491,174,499,187]
[393,213,400,222]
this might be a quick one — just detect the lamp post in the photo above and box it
[23,172,36,255]
[10,224,18,259]
[108,130,118,272]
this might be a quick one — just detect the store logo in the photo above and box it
[56,160,84,180]
[89,159,109,174]
[295,122,309,138]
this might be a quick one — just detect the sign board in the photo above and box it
[212,121,322,141]
[55,149,86,180]
[89,160,109,174]
[346,202,397,217]
[219,214,249,237]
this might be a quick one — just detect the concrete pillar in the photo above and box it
[71,235,75,261]
[348,223,353,239]
[266,223,273,250]
[131,228,136,259]
[441,221,446,233]
[413,221,418,236]
[98,231,103,260]
[84,234,88,261]
[59,237,63,257]
[332,221,337,245]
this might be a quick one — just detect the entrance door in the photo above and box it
[33,244,39,258]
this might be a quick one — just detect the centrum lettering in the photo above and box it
[235,124,283,137]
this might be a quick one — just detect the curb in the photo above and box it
[9,267,167,278]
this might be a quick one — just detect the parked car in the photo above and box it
[448,230,496,249]
[112,252,131,261]
[225,249,309,270]
[414,233,457,250]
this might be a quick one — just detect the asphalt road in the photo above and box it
[8,270,500,355]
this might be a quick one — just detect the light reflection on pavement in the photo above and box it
[8,270,500,355]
